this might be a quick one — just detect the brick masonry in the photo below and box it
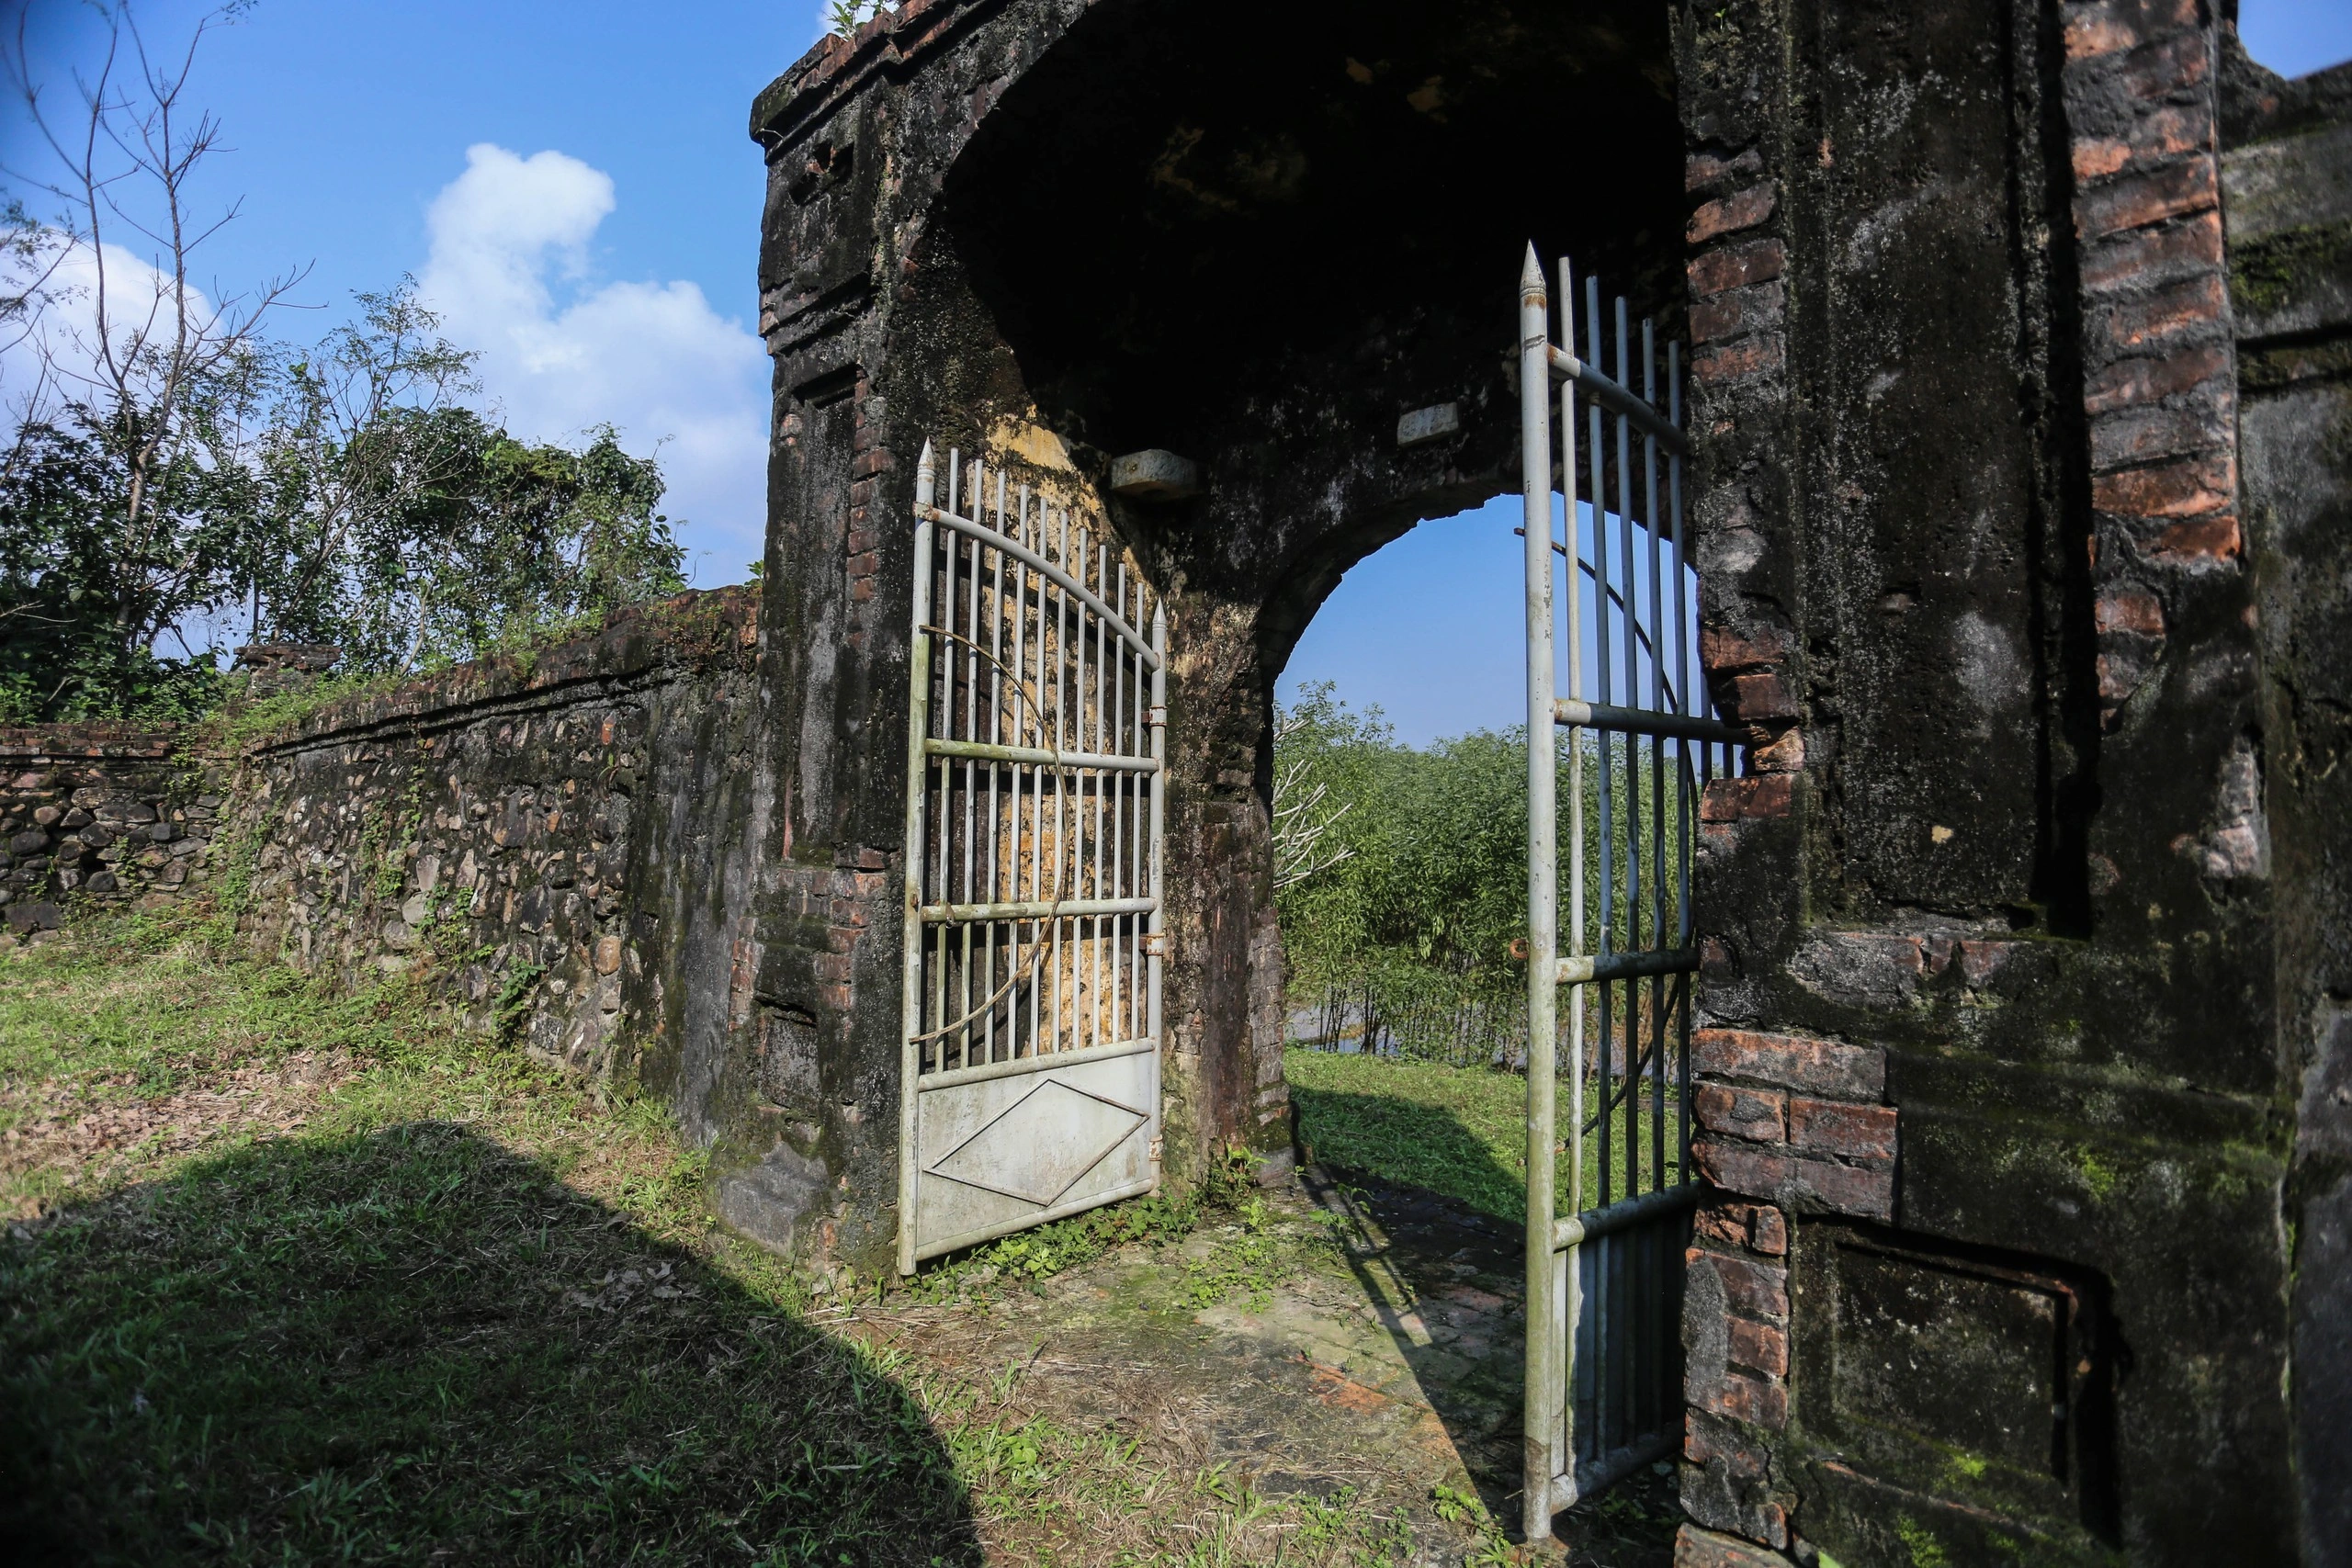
[1668,3,2327,1563]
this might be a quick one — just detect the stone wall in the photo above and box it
[0,724,220,936]
[231,589,763,1101]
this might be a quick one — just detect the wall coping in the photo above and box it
[243,585,760,755]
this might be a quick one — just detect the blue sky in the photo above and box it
[3,1,2345,741]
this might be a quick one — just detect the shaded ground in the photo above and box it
[881,1167,1680,1567]
[1,911,1679,1565]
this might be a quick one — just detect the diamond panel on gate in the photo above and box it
[928,1079,1147,1206]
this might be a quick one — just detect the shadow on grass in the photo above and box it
[1287,1080,1680,1564]
[0,1122,978,1567]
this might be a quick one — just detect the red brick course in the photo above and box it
[1693,1029,1885,1100]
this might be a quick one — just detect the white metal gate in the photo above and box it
[897,441,1166,1274]
[1517,248,1746,1535]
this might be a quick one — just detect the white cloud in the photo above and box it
[0,232,218,427]
[419,144,770,580]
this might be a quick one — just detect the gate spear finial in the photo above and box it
[1521,242,1548,303]
[916,439,936,509]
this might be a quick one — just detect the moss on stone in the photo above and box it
[2230,218,2352,317]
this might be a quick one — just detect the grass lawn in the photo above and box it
[1283,1048,1688,1225]
[0,911,1424,1567]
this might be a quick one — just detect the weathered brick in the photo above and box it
[1694,1028,1885,1099]
[1697,1082,1787,1144]
[1687,237,1786,298]
[2096,273,2230,362]
[1787,1098,1897,1163]
[1692,1246,1789,1321]
[1722,675,1792,726]
[2070,104,2211,181]
[1699,1139,1897,1221]
[1693,1199,1757,1249]
[1674,1523,1789,1568]
[1685,146,1762,193]
[1726,1315,1789,1378]
[2109,27,2211,100]
[1700,624,1792,671]
[2092,450,2233,518]
[1749,1205,1788,1256]
[2094,588,2166,636]
[2060,0,2201,60]
[1688,1360,1789,1428]
[1690,281,1786,345]
[2082,209,2224,298]
[1684,1410,1770,1478]
[2083,339,2228,412]
[1699,775,1794,823]
[1689,184,1776,243]
[2090,399,2224,468]
[2075,158,2217,240]
[1693,333,1785,385]
[2150,512,2242,563]
[1750,728,1804,773]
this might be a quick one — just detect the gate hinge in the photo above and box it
[1147,705,1167,728]
[1148,1136,1164,1163]
[1142,931,1169,959]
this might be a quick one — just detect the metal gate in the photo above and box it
[1516,248,1746,1535]
[897,441,1166,1275]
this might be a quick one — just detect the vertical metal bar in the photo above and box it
[898,442,940,1277]
[1148,600,1166,1181]
[1517,246,1562,1543]
[958,461,981,1070]
[1556,255,1587,1506]
[1011,484,1032,1058]
[1668,345,1694,1179]
[1645,318,1667,1201]
[986,468,1006,1063]
[1614,299,1639,1227]
[1589,274,1615,1220]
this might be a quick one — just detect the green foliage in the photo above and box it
[0,283,688,722]
[1284,1048,1683,1224]
[0,387,266,719]
[1272,682,1693,1007]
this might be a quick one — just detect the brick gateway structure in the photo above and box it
[714,2,2349,1562]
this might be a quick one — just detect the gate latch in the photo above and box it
[1142,931,1170,958]
[1147,705,1167,729]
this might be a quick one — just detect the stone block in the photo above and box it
[1673,1523,1790,1568]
